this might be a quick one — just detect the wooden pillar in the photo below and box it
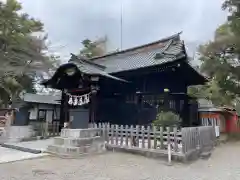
[36,104,39,122]
[90,75,99,124]
[181,95,190,127]
[163,89,170,112]
[59,90,68,132]
[90,85,97,124]
[136,93,143,125]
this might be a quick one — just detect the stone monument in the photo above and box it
[47,128,105,158]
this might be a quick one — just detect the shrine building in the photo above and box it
[42,32,207,131]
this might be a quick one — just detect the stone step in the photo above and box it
[60,128,102,138]
[47,143,105,156]
[53,136,103,147]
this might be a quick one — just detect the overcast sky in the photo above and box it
[18,0,227,60]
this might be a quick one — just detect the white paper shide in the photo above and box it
[67,93,90,106]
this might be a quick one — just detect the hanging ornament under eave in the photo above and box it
[85,94,90,103]
[73,96,78,106]
[66,92,91,106]
[78,96,83,106]
[68,96,73,105]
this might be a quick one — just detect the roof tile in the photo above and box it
[71,32,185,74]
[92,40,184,73]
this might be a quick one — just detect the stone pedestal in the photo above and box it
[47,128,105,157]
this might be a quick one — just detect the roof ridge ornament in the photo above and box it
[70,53,106,70]
[154,39,174,60]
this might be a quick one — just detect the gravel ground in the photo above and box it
[0,142,239,180]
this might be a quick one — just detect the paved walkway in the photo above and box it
[5,138,54,152]
[0,142,239,180]
[0,147,47,164]
[0,139,52,164]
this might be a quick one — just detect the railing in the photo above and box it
[90,123,182,153]
[29,121,60,137]
[181,126,216,155]
[89,123,216,160]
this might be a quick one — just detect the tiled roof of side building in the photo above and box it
[23,93,61,104]
[71,32,186,74]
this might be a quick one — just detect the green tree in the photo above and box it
[222,0,240,36]
[0,0,57,106]
[79,36,108,59]
[188,0,240,106]
[188,21,240,106]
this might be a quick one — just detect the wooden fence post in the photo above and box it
[136,125,139,148]
[166,127,172,165]
[130,125,134,147]
[106,123,110,143]
[125,125,129,146]
[147,126,151,149]
[98,123,102,138]
[52,122,55,137]
[160,126,164,149]
[110,124,114,145]
[102,123,106,141]
[120,125,124,146]
[153,126,157,149]
[173,127,178,152]
[181,128,187,154]
[166,127,170,146]
[115,125,119,145]
[141,126,145,148]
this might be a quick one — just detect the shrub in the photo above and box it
[153,111,182,128]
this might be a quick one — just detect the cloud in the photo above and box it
[18,0,227,59]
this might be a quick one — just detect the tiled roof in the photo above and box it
[23,93,61,104]
[70,55,128,82]
[71,32,186,74]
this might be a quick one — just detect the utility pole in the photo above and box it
[120,1,123,50]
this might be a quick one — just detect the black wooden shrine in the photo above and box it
[41,32,207,131]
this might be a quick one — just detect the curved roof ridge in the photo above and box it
[89,32,182,61]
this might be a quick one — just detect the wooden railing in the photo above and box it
[181,126,216,155]
[29,121,60,137]
[89,123,216,158]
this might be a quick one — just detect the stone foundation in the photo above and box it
[47,128,105,158]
